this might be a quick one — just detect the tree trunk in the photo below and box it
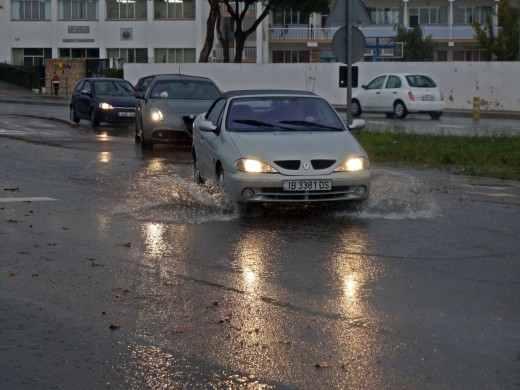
[234,30,245,63]
[216,12,230,63]
[199,0,220,62]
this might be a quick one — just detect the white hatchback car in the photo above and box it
[351,74,444,119]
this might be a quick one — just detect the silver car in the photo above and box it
[192,90,371,205]
[135,74,222,150]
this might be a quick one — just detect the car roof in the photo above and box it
[222,90,318,99]
[82,77,130,82]
[151,74,216,82]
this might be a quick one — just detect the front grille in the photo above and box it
[274,160,300,170]
[311,160,336,170]
[256,186,353,201]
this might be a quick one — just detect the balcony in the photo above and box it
[268,25,501,42]
[214,47,257,63]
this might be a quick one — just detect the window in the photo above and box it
[272,9,309,25]
[206,98,226,126]
[368,7,399,25]
[154,48,196,63]
[18,48,52,65]
[453,50,490,61]
[59,0,97,19]
[106,0,146,19]
[410,7,440,26]
[107,48,148,64]
[366,76,386,90]
[154,0,194,19]
[273,50,310,63]
[385,76,401,89]
[12,0,51,19]
[60,48,100,58]
[454,6,492,24]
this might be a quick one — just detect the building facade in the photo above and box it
[0,0,516,67]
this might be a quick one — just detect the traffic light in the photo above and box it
[339,66,358,88]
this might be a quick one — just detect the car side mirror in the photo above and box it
[361,85,367,89]
[199,120,218,133]
[348,119,366,131]
[80,89,90,95]
[135,91,145,99]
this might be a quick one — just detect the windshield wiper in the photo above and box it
[279,120,343,131]
[233,119,296,131]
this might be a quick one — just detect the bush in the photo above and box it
[104,68,124,79]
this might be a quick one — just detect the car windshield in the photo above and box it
[405,75,437,88]
[149,80,221,100]
[94,80,135,96]
[226,96,344,132]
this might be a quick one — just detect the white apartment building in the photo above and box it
[0,0,516,67]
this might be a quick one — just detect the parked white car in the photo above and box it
[351,74,444,119]
[192,90,371,205]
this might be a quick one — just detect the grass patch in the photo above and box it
[353,131,520,180]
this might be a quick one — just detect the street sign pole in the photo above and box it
[346,0,352,127]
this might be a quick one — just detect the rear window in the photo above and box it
[149,80,221,100]
[405,75,437,88]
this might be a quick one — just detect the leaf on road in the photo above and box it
[4,187,20,191]
[8,272,17,277]
[5,219,19,223]
[205,301,220,309]
[117,242,131,247]
[109,324,121,330]
[32,272,39,277]
[314,362,332,368]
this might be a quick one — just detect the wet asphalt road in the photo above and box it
[0,114,520,389]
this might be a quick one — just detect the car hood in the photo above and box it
[227,131,365,171]
[98,95,137,107]
[150,99,215,114]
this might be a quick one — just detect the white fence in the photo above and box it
[124,62,520,112]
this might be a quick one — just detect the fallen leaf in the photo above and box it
[101,311,109,315]
[32,272,39,277]
[115,294,125,299]
[5,219,18,223]
[109,324,121,330]
[117,242,131,247]
[4,187,20,191]
[62,227,69,230]
[205,301,220,309]
[19,251,29,255]
[9,272,17,277]
[314,362,332,368]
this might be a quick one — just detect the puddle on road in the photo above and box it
[114,167,440,224]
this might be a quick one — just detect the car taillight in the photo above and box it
[441,93,444,101]
[408,92,415,101]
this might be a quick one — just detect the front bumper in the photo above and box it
[222,170,371,203]
[142,116,194,143]
[97,108,136,123]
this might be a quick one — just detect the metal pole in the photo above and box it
[346,0,353,127]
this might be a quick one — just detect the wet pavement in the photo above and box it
[1,80,520,389]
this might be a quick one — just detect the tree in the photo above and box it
[394,25,434,61]
[472,0,519,61]
[199,0,329,63]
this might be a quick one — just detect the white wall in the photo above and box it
[124,62,520,112]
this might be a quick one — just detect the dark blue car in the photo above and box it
[70,78,137,127]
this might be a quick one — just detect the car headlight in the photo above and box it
[99,102,113,110]
[334,157,369,172]
[235,159,278,173]
[151,109,164,121]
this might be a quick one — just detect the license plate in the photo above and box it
[422,95,435,101]
[283,180,332,192]
[118,112,135,117]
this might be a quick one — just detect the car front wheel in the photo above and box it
[193,153,204,184]
[90,109,99,127]
[134,121,141,143]
[393,101,408,119]
[70,106,80,124]
[351,99,362,117]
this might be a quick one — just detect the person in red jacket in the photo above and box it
[52,73,60,96]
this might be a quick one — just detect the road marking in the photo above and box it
[0,197,58,203]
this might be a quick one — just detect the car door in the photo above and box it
[379,75,402,112]
[360,75,386,111]
[76,80,93,118]
[196,98,227,179]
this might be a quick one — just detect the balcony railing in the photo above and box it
[214,47,257,62]
[221,3,257,16]
[268,25,501,41]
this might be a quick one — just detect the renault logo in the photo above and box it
[302,162,310,170]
